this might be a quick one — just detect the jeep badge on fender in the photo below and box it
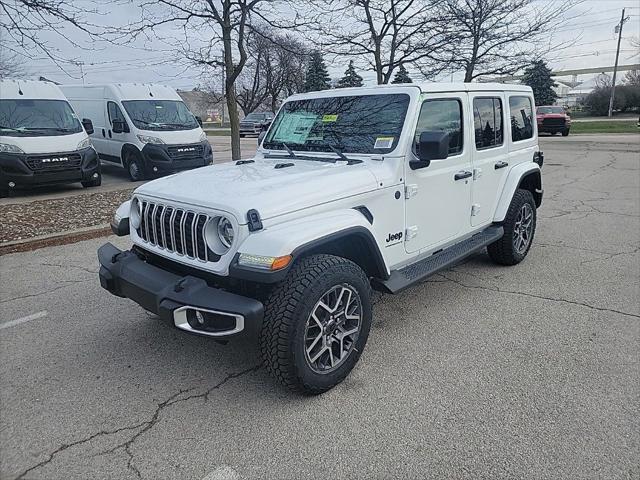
[99,83,542,395]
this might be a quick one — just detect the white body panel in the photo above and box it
[115,83,539,278]
[60,83,205,166]
[0,80,90,155]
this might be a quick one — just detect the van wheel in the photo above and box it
[82,173,102,188]
[0,188,9,199]
[260,254,373,395]
[488,189,537,266]
[125,151,145,182]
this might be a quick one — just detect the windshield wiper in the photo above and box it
[0,125,22,132]
[323,142,362,165]
[282,142,297,158]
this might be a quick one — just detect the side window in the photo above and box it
[107,101,125,125]
[473,97,503,149]
[414,99,463,156]
[509,96,534,141]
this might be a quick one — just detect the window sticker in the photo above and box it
[322,114,338,122]
[374,136,394,149]
[272,113,317,143]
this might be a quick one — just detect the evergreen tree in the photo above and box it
[304,51,331,92]
[522,60,558,105]
[390,64,412,84]
[337,60,364,88]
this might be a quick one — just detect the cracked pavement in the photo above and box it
[1,134,639,480]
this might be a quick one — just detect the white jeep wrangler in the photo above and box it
[100,83,543,394]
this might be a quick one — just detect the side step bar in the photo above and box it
[374,225,504,294]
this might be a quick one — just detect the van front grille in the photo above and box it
[137,200,219,262]
[167,144,204,160]
[25,153,82,171]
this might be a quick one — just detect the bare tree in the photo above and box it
[0,0,101,70]
[306,0,451,84]
[434,0,581,82]
[0,51,27,78]
[121,1,297,161]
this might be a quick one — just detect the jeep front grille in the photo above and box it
[137,200,218,262]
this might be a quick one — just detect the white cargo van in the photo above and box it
[0,79,100,197]
[61,83,213,181]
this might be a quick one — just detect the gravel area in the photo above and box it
[1,189,133,243]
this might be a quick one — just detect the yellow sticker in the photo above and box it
[322,114,338,122]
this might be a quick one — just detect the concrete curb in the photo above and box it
[0,224,111,255]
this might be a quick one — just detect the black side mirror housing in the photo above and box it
[195,115,203,127]
[82,118,94,135]
[410,131,450,170]
[258,130,266,145]
[112,119,129,134]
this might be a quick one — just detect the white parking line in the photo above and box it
[0,311,48,331]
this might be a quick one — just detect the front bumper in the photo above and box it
[537,123,570,133]
[98,243,263,339]
[140,141,213,174]
[0,147,99,189]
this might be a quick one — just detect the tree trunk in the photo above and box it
[226,80,241,161]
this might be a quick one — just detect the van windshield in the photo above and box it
[0,99,83,137]
[262,94,410,154]
[121,100,199,131]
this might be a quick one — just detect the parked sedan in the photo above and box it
[536,106,571,136]
[239,112,274,137]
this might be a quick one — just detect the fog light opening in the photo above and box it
[153,166,158,172]
[93,172,99,178]
[8,182,15,188]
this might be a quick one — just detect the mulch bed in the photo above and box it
[1,189,134,243]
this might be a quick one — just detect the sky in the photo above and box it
[6,0,640,89]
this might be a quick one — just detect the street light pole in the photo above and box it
[608,8,629,118]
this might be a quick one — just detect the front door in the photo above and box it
[103,101,128,163]
[404,93,472,254]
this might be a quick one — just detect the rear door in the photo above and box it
[469,92,509,226]
[404,92,472,253]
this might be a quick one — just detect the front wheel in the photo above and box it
[260,254,373,395]
[487,189,537,265]
[125,151,146,182]
[562,129,570,136]
[81,174,102,188]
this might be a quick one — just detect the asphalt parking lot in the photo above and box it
[1,135,638,480]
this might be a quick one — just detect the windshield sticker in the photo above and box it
[374,136,394,149]
[322,114,338,122]
[272,113,317,144]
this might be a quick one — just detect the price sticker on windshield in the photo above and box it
[374,136,394,149]
[322,114,338,122]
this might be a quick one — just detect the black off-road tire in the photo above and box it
[260,254,373,395]
[125,150,146,182]
[487,188,537,266]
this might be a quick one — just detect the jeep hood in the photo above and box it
[135,158,380,222]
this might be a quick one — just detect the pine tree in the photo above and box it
[391,64,412,84]
[304,51,331,92]
[522,60,558,105]
[337,60,364,88]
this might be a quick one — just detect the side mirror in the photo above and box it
[112,119,129,134]
[410,131,450,170]
[258,130,266,145]
[195,115,203,127]
[82,118,94,135]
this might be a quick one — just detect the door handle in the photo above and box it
[108,130,112,138]
[495,161,509,169]
[454,171,472,181]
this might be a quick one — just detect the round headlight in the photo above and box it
[130,197,142,229]
[217,217,234,248]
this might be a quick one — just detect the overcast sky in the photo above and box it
[10,0,640,89]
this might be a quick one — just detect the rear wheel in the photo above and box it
[488,189,537,266]
[125,150,145,182]
[260,254,373,395]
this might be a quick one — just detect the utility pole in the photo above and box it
[608,8,629,117]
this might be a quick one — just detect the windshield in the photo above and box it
[121,100,199,131]
[0,99,83,137]
[537,106,565,114]
[263,94,410,154]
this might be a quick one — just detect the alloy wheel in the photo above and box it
[513,203,533,254]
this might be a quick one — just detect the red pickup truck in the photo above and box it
[536,106,571,136]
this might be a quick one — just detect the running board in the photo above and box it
[374,226,504,294]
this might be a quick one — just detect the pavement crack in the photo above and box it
[40,262,98,275]
[12,365,261,480]
[437,273,640,319]
[1,280,85,304]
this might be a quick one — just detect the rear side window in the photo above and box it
[107,101,125,125]
[473,97,503,149]
[414,99,463,156]
[509,96,534,141]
